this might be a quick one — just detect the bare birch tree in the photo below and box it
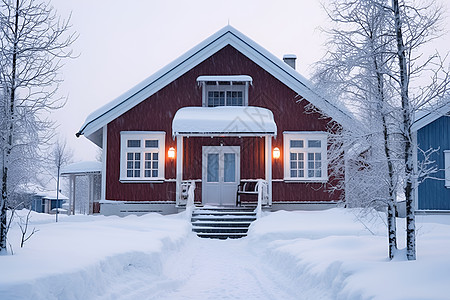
[316,0,449,260]
[0,0,76,253]
[315,0,400,259]
[389,0,449,260]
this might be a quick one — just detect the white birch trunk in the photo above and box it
[392,0,416,260]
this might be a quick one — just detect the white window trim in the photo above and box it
[199,80,249,107]
[445,150,450,188]
[120,131,165,182]
[283,131,328,182]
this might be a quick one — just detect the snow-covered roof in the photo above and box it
[61,161,102,175]
[196,75,252,83]
[77,25,353,146]
[283,54,297,60]
[412,101,450,132]
[35,191,69,200]
[172,106,277,137]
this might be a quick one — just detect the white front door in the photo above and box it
[202,146,240,206]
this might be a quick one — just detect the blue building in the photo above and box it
[31,191,68,214]
[413,103,450,211]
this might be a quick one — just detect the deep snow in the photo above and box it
[1,208,449,300]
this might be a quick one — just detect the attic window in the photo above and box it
[197,75,252,107]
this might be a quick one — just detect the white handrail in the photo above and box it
[181,181,195,220]
[255,179,269,218]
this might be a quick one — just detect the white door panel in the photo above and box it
[202,146,240,206]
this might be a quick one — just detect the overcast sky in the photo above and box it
[50,0,450,162]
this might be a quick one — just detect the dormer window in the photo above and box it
[197,75,252,107]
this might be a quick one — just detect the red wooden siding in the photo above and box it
[105,45,342,202]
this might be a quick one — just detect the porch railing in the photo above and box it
[255,179,269,218]
[180,180,196,219]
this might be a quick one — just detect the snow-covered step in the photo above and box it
[192,211,256,215]
[191,215,256,223]
[192,221,253,227]
[193,227,250,234]
[191,207,256,239]
[195,232,248,239]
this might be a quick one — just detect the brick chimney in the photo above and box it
[283,54,297,70]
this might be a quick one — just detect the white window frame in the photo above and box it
[198,81,250,107]
[445,150,450,188]
[120,131,165,182]
[283,132,328,182]
[203,83,248,107]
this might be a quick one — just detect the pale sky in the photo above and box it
[50,0,450,162]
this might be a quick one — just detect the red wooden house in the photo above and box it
[77,26,351,215]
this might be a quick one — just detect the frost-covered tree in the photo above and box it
[316,0,449,260]
[0,0,76,253]
[315,0,401,259]
[389,0,449,260]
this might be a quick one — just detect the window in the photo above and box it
[197,75,251,107]
[120,132,165,181]
[445,150,450,188]
[283,132,328,181]
[206,85,245,107]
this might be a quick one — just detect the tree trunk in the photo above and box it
[392,0,416,260]
[383,112,398,260]
[373,48,398,259]
[0,0,20,254]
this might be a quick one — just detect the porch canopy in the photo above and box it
[172,106,277,137]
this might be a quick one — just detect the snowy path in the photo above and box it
[98,235,330,300]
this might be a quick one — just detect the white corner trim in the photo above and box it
[101,125,107,201]
[444,150,450,188]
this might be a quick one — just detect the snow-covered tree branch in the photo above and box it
[315,0,449,260]
[0,0,76,254]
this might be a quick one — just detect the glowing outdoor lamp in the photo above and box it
[273,147,281,159]
[168,147,176,159]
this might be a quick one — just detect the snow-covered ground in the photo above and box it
[1,208,449,300]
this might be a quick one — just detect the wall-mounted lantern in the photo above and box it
[273,147,281,159]
[168,147,176,159]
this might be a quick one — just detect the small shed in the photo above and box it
[31,191,69,214]
[61,161,102,214]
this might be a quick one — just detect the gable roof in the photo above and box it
[77,25,353,146]
[412,101,450,132]
[61,161,102,175]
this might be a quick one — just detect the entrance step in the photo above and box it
[191,207,256,239]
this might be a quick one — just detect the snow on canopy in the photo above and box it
[196,75,252,83]
[61,161,102,175]
[35,191,69,200]
[172,106,277,137]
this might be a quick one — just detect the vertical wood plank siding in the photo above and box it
[417,116,450,209]
[106,45,342,202]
